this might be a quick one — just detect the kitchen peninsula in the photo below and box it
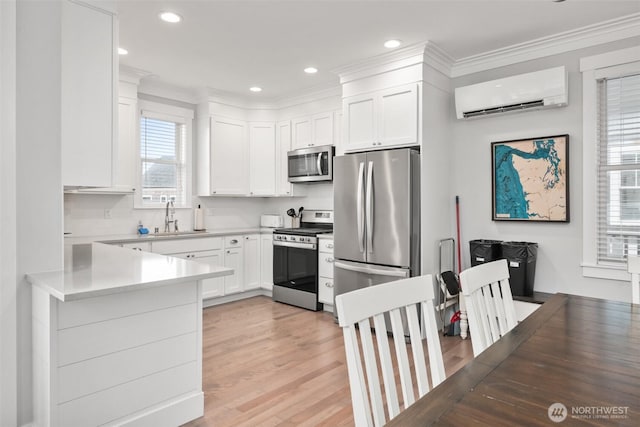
[26,243,233,427]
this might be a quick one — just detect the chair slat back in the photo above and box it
[335,275,445,427]
[460,260,517,357]
[627,256,640,304]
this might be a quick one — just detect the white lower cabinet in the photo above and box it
[318,237,334,307]
[110,233,272,301]
[223,236,244,295]
[174,251,225,299]
[243,234,261,290]
[260,234,274,290]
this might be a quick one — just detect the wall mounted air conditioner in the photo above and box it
[454,66,567,119]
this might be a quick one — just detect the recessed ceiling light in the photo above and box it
[118,47,128,55]
[159,11,182,23]
[249,86,262,93]
[384,39,401,49]
[304,67,318,74]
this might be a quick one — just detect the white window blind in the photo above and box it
[597,73,640,264]
[140,114,187,206]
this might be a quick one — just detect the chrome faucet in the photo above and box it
[164,200,177,232]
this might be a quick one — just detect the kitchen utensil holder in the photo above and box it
[291,217,300,228]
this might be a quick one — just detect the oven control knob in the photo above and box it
[305,237,311,242]
[290,237,296,242]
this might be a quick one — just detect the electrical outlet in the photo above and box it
[104,209,112,219]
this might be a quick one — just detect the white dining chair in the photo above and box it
[627,256,640,304]
[459,259,517,357]
[335,275,446,427]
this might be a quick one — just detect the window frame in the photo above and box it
[581,47,640,281]
[135,100,194,209]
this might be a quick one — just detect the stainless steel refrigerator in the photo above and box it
[333,148,420,319]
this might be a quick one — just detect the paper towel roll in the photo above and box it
[194,206,206,231]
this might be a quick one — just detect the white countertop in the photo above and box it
[26,243,233,302]
[63,227,275,245]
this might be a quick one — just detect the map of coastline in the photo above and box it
[494,137,567,221]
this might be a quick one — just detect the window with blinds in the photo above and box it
[139,115,187,206]
[597,73,640,264]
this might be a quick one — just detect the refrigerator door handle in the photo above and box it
[334,260,410,278]
[366,161,374,253]
[317,152,323,175]
[356,162,365,253]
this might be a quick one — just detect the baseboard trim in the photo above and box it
[202,289,272,308]
[116,391,203,427]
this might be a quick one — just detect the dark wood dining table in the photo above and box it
[387,293,639,426]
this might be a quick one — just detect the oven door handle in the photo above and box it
[273,240,317,250]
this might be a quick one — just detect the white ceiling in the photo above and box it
[116,0,640,101]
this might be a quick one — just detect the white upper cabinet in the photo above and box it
[291,116,312,149]
[343,93,376,150]
[210,116,248,196]
[114,94,137,192]
[291,112,335,149]
[249,122,276,196]
[276,121,293,196]
[61,0,116,187]
[343,83,419,152]
[311,112,334,146]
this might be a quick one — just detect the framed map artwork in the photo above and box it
[492,134,569,222]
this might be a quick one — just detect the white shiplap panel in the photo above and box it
[58,362,199,427]
[58,282,197,329]
[58,332,197,403]
[58,303,197,366]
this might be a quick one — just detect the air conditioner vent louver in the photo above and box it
[462,100,545,118]
[455,66,567,119]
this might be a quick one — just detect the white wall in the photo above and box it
[450,37,640,302]
[16,1,65,424]
[0,1,17,425]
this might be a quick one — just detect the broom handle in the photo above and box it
[456,196,462,274]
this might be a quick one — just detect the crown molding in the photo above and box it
[333,41,454,85]
[119,65,151,85]
[274,84,342,110]
[198,83,341,111]
[137,78,200,105]
[451,13,640,78]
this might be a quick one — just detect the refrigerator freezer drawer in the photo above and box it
[333,259,413,332]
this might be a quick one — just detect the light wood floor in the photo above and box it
[183,296,473,427]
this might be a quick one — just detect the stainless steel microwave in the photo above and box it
[288,145,334,183]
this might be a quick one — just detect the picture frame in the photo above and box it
[491,134,569,222]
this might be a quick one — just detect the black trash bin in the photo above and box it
[501,241,538,297]
[469,239,503,266]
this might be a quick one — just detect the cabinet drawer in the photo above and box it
[318,277,334,305]
[319,254,335,278]
[319,238,334,253]
[224,235,243,248]
[152,237,222,255]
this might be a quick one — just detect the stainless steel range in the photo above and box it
[272,210,333,311]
